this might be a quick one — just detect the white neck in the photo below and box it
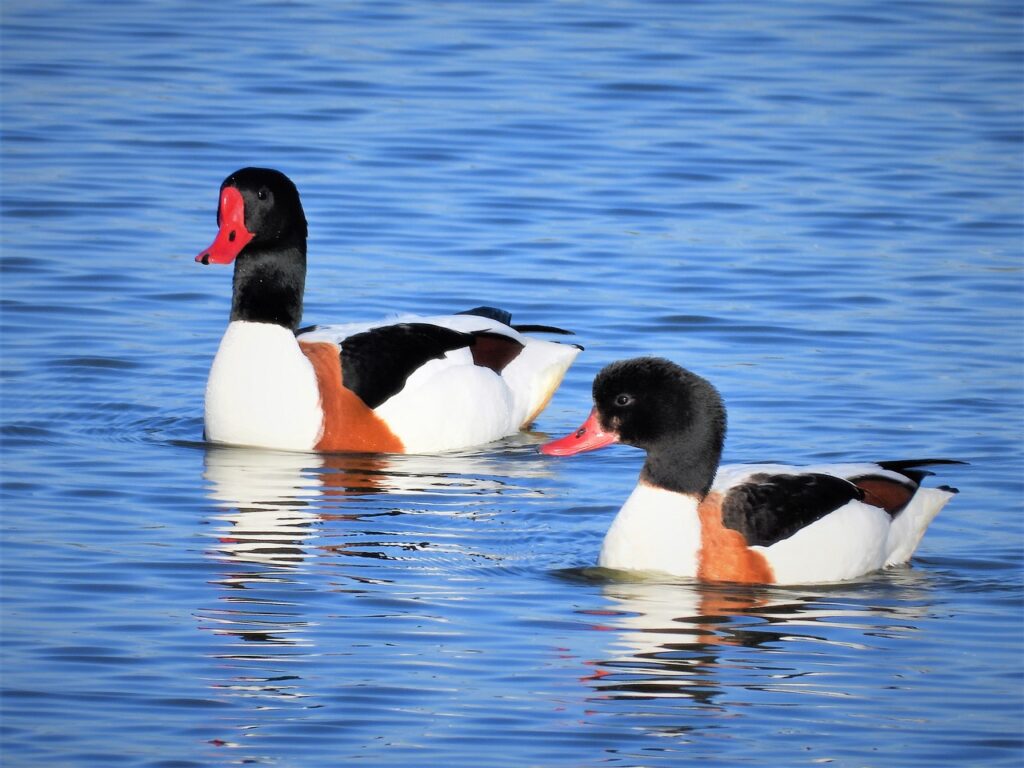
[204,320,322,451]
[598,482,702,577]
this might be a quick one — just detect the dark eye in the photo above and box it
[257,188,268,201]
[615,394,634,407]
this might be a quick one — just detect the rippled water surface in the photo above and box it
[2,1,1022,766]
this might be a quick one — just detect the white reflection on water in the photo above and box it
[575,573,939,704]
[199,441,557,568]
[194,442,563,719]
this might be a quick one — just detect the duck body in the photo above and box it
[197,168,580,454]
[542,358,960,585]
[597,463,955,584]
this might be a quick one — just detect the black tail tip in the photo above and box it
[512,323,576,336]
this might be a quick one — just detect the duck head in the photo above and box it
[541,357,727,498]
[195,167,308,330]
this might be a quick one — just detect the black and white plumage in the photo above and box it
[196,167,581,453]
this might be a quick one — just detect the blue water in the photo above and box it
[2,1,1022,765]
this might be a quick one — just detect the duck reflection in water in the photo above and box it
[195,441,560,735]
[201,445,402,574]
[573,572,938,705]
[200,442,553,571]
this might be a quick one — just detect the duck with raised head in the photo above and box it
[195,167,581,453]
[541,358,960,584]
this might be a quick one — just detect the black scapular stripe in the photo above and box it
[339,323,525,409]
[721,473,863,547]
[340,323,474,409]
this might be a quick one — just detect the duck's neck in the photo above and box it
[230,240,306,330]
[639,412,723,498]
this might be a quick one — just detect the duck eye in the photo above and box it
[615,394,634,407]
[257,188,268,201]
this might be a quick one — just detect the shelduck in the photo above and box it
[195,167,581,453]
[541,357,960,584]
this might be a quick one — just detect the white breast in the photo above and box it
[205,321,323,451]
[598,483,701,577]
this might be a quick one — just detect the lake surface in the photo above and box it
[2,1,1022,766]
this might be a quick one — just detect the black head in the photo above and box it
[544,357,727,496]
[593,357,725,449]
[196,167,307,265]
[195,168,309,330]
[223,167,307,249]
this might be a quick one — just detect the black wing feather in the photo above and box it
[511,323,576,336]
[875,458,966,485]
[721,473,863,547]
[340,323,473,409]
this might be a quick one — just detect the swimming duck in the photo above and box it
[195,167,581,453]
[541,357,960,584]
